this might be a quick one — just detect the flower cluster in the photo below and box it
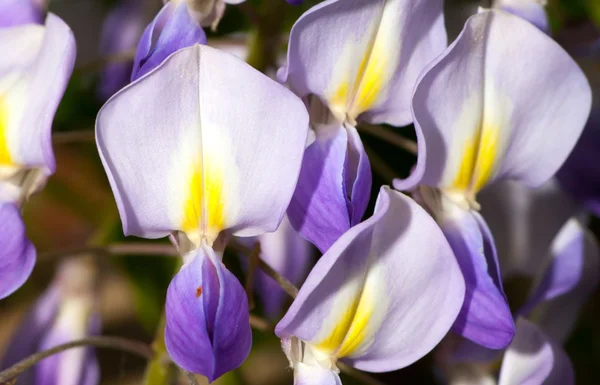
[1,0,599,384]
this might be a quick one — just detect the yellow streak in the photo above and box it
[181,158,226,245]
[315,286,375,358]
[0,96,13,166]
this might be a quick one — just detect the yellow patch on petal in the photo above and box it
[326,0,402,124]
[315,283,375,358]
[0,95,13,166]
[447,85,512,204]
[181,156,227,246]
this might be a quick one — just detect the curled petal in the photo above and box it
[493,0,549,33]
[131,2,207,81]
[0,203,36,299]
[440,204,514,349]
[294,360,342,385]
[498,318,574,385]
[0,13,75,180]
[280,0,446,126]
[165,246,251,380]
[0,0,45,27]
[521,219,600,342]
[97,45,308,245]
[479,180,580,278]
[288,123,370,252]
[398,10,591,197]
[277,187,464,372]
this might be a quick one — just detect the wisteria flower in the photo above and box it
[276,187,465,384]
[0,5,76,299]
[96,44,309,380]
[395,8,592,348]
[281,0,448,252]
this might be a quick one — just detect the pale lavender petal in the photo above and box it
[165,246,251,380]
[399,10,591,194]
[96,45,308,242]
[280,0,446,126]
[494,0,549,33]
[277,187,464,372]
[288,125,353,252]
[0,0,44,27]
[557,109,600,217]
[131,2,206,81]
[0,203,36,299]
[498,318,574,385]
[98,0,147,99]
[521,219,600,342]
[0,13,76,176]
[479,180,580,278]
[345,124,371,227]
[442,207,514,349]
[255,216,312,319]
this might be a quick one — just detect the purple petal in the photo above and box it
[277,187,464,372]
[131,2,207,81]
[0,0,44,27]
[0,203,36,299]
[288,124,359,253]
[165,246,251,381]
[557,109,600,217]
[498,318,574,385]
[345,124,371,227]
[494,0,550,33]
[442,206,514,349]
[97,0,147,99]
[255,216,312,319]
[399,9,591,194]
[479,180,580,278]
[520,219,600,342]
[280,0,446,126]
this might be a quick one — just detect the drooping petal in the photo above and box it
[165,246,251,381]
[131,2,207,81]
[255,215,312,319]
[277,187,464,372]
[97,44,309,245]
[557,109,600,217]
[520,219,600,342]
[288,121,370,252]
[0,13,75,182]
[438,201,515,349]
[0,0,45,27]
[398,10,591,200]
[493,0,549,33]
[0,203,36,299]
[479,180,580,278]
[498,318,574,385]
[280,0,447,126]
[98,0,148,99]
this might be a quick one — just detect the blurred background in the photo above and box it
[0,0,599,384]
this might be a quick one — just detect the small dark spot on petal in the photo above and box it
[195,286,203,298]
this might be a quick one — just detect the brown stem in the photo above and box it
[229,241,298,298]
[52,131,96,145]
[39,243,177,261]
[0,336,153,383]
[75,49,137,73]
[244,242,262,310]
[358,123,418,155]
